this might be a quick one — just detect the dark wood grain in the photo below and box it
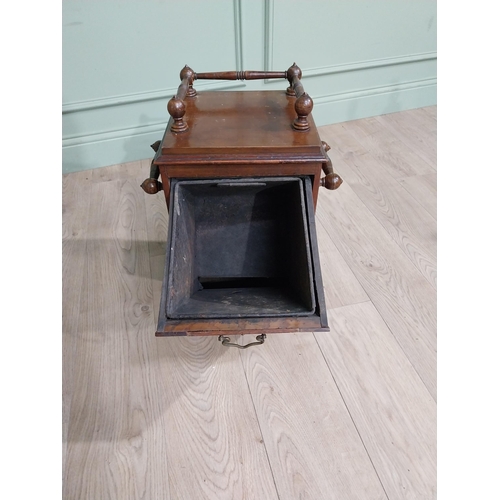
[156,316,327,336]
[155,90,328,208]
[160,91,324,157]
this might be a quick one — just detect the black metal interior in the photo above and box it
[198,277,284,289]
[166,177,316,319]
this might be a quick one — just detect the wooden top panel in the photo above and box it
[159,91,324,161]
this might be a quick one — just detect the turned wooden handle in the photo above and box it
[320,160,343,190]
[195,71,286,81]
[166,63,313,133]
[141,141,163,195]
[320,141,343,190]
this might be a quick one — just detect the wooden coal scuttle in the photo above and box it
[141,64,342,348]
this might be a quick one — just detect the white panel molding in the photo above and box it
[63,0,245,116]
[63,121,167,147]
[301,52,437,79]
[263,0,436,76]
[63,77,436,148]
[313,77,437,105]
[62,81,246,114]
[63,0,436,172]
[264,0,275,71]
[233,0,244,69]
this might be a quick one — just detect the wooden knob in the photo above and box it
[293,93,313,131]
[286,62,302,82]
[180,65,195,82]
[167,96,188,133]
[321,173,343,190]
[180,65,197,97]
[286,62,302,96]
[320,155,342,190]
[140,178,163,195]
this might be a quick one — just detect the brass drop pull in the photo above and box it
[218,334,266,349]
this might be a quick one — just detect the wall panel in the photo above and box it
[62,0,436,173]
[62,0,246,173]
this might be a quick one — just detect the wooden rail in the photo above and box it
[167,63,313,133]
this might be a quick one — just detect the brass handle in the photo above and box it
[218,334,266,349]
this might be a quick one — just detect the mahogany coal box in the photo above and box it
[141,64,343,347]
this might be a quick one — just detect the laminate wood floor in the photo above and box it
[62,106,437,500]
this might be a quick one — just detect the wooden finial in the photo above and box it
[179,65,194,81]
[167,96,188,133]
[140,178,163,194]
[293,92,313,131]
[286,63,302,96]
[320,157,343,190]
[320,174,343,190]
[180,65,197,97]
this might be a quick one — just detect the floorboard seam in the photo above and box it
[62,178,93,492]
[360,298,437,403]
[396,177,437,221]
[313,331,391,500]
[345,178,437,290]
[317,214,436,402]
[328,130,437,289]
[238,350,281,500]
[374,115,436,171]
[339,122,437,221]
[316,217,369,307]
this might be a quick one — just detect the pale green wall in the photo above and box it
[62,0,436,173]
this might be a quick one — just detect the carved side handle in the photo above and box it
[140,140,163,195]
[320,141,343,190]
